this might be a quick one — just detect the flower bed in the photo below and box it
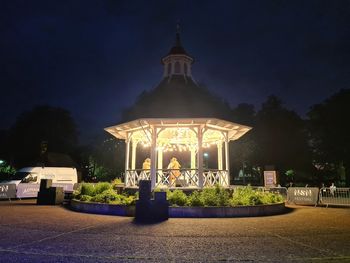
[165,185,284,207]
[71,183,286,217]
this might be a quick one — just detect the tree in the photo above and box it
[9,106,79,168]
[230,104,260,184]
[252,96,312,185]
[308,89,350,185]
[84,133,125,182]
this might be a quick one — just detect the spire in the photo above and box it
[167,23,188,56]
[175,23,181,47]
[161,24,194,78]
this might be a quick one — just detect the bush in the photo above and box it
[111,178,123,190]
[187,191,203,206]
[79,195,92,202]
[167,189,188,206]
[94,182,112,195]
[80,183,95,196]
[73,182,136,205]
[230,186,284,206]
[201,185,230,206]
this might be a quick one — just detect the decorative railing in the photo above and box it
[203,169,229,187]
[125,169,229,188]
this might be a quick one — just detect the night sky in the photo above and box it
[1,0,349,139]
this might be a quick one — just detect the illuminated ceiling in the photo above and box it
[105,118,251,148]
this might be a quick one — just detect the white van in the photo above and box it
[9,167,78,186]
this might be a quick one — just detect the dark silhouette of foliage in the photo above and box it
[308,89,350,185]
[252,96,312,184]
[85,134,125,182]
[8,105,79,168]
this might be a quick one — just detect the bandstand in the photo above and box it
[105,118,251,189]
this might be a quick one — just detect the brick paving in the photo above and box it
[0,200,349,262]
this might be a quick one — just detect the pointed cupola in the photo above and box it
[161,25,194,78]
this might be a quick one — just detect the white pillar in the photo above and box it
[131,141,137,170]
[225,136,230,186]
[125,136,130,186]
[157,148,163,184]
[150,126,157,190]
[217,142,223,170]
[190,147,196,170]
[197,126,204,188]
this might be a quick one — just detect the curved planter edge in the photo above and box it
[70,199,135,216]
[70,199,286,218]
[169,202,287,218]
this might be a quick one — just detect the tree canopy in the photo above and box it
[8,105,79,168]
[308,89,350,185]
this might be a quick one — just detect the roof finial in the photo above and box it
[176,21,181,47]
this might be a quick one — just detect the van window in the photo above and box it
[21,173,38,183]
[11,172,30,180]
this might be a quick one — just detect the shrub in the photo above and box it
[167,189,188,206]
[113,195,136,206]
[111,178,123,189]
[80,183,95,196]
[187,191,204,206]
[90,189,117,203]
[230,186,284,206]
[201,185,230,206]
[79,195,92,202]
[94,182,112,195]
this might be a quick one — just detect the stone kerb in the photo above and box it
[169,203,286,218]
[70,199,135,216]
[70,199,286,218]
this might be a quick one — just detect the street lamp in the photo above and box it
[203,153,209,168]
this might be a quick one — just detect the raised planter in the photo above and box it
[70,199,135,216]
[169,203,286,218]
[70,199,286,218]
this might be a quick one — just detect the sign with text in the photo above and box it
[0,184,16,199]
[287,187,319,205]
[16,183,74,198]
[17,184,40,198]
[264,171,277,188]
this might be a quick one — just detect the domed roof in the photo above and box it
[121,75,232,122]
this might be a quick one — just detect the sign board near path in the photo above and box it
[0,184,16,199]
[287,187,319,205]
[264,171,277,188]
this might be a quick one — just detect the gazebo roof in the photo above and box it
[105,118,252,142]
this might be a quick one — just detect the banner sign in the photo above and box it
[287,187,319,205]
[0,184,17,199]
[269,187,287,196]
[17,184,40,198]
[16,183,74,198]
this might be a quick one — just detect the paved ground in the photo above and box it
[0,200,349,262]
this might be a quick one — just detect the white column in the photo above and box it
[217,142,223,170]
[190,147,196,170]
[125,136,130,186]
[150,126,157,190]
[131,141,137,170]
[157,148,163,184]
[197,126,204,188]
[225,135,230,186]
